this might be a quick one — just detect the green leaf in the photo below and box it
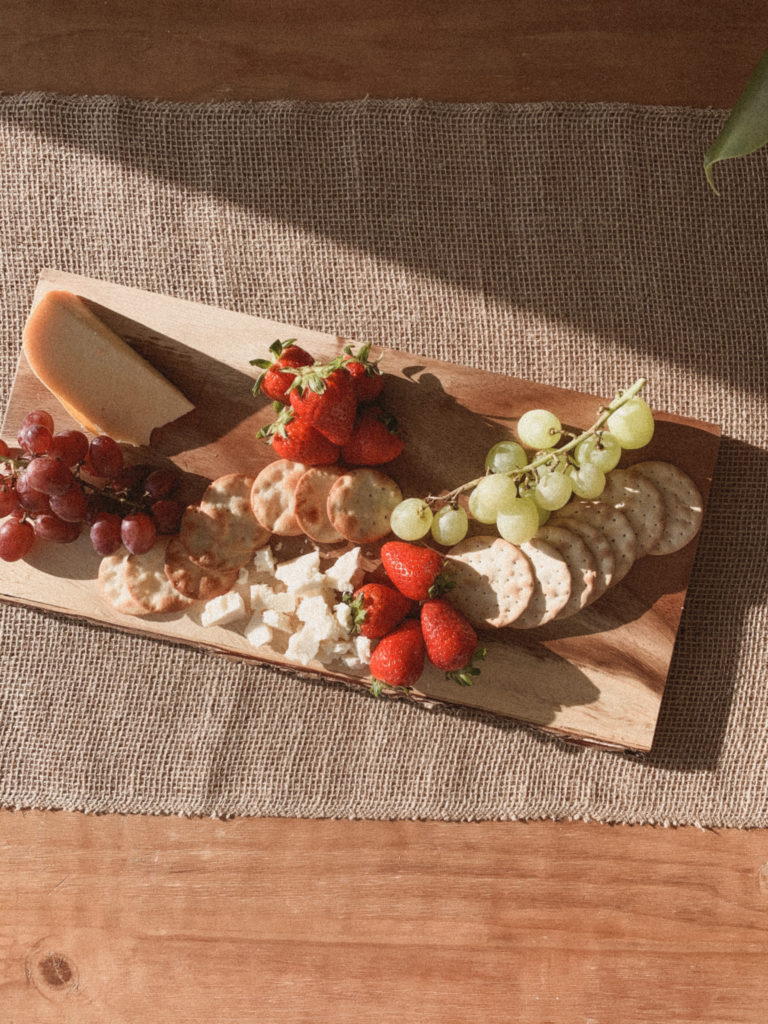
[705,47,768,194]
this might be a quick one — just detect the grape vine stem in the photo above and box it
[426,377,647,507]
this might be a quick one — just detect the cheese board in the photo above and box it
[0,269,721,752]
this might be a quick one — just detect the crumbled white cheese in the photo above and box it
[333,601,353,633]
[244,616,273,649]
[286,625,321,665]
[252,546,276,576]
[250,583,297,614]
[297,594,337,641]
[201,590,248,628]
[323,546,364,593]
[262,608,294,634]
[354,635,372,663]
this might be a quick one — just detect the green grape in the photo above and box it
[575,432,622,472]
[496,496,540,545]
[390,498,433,541]
[567,462,606,500]
[468,485,498,524]
[485,440,528,474]
[517,409,562,449]
[431,505,469,546]
[532,467,573,510]
[605,397,654,450]
[473,473,518,516]
[536,503,551,527]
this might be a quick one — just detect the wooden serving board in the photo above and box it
[0,270,721,752]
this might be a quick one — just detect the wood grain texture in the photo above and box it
[1,811,767,1023]
[0,0,766,107]
[0,269,720,751]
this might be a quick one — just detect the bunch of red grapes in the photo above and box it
[0,410,183,562]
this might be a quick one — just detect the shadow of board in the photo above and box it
[2,98,766,400]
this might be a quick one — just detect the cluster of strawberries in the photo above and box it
[253,340,404,467]
[346,540,486,692]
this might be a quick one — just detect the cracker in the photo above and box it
[164,536,240,601]
[601,467,665,558]
[294,465,345,543]
[250,459,308,536]
[553,514,615,602]
[179,505,255,572]
[200,474,271,552]
[556,500,637,584]
[631,461,704,555]
[511,537,572,628]
[536,523,598,618]
[98,550,148,617]
[446,535,534,628]
[124,539,196,615]
[326,468,403,544]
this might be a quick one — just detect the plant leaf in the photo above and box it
[705,48,768,194]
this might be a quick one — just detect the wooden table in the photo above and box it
[2,4,767,1021]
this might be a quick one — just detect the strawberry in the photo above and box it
[343,342,384,404]
[380,541,450,601]
[345,582,412,639]
[420,598,486,685]
[250,339,314,404]
[369,618,425,688]
[341,406,404,466]
[288,359,357,446]
[257,406,340,465]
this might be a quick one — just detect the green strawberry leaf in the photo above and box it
[447,647,487,687]
[705,47,768,194]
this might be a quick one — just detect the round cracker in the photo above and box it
[326,468,402,544]
[511,537,572,628]
[250,459,308,536]
[556,500,637,584]
[294,465,345,543]
[631,461,703,556]
[601,467,665,558]
[124,539,195,615]
[446,535,534,628]
[164,536,239,601]
[179,505,255,572]
[536,523,598,618]
[200,474,270,553]
[98,550,148,617]
[552,514,615,602]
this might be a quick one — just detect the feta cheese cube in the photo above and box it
[252,546,276,575]
[286,625,321,666]
[244,616,273,649]
[275,551,325,595]
[200,591,247,628]
[249,584,297,614]
[354,635,372,663]
[262,608,294,634]
[324,546,364,593]
[297,594,337,641]
[333,601,353,634]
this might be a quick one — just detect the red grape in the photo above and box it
[33,513,81,544]
[0,518,34,560]
[21,410,54,432]
[89,513,123,556]
[150,498,183,534]
[144,467,176,500]
[111,463,149,494]
[121,513,156,554]
[87,436,124,478]
[18,422,53,455]
[24,456,75,497]
[48,429,89,466]
[49,485,89,523]
[15,474,51,514]
[0,484,18,517]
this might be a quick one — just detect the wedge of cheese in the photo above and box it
[22,290,194,446]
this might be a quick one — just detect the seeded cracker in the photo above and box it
[294,465,345,543]
[446,535,534,628]
[250,459,309,536]
[326,468,402,544]
[631,460,703,555]
[601,467,666,558]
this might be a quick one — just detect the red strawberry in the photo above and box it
[420,598,486,685]
[380,541,449,601]
[257,406,340,465]
[341,406,404,466]
[251,339,314,404]
[369,618,425,688]
[288,360,357,446]
[343,342,384,403]
[345,582,412,639]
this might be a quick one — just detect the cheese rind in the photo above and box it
[22,290,194,446]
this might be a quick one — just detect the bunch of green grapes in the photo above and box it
[389,387,655,548]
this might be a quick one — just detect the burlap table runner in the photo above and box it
[0,93,765,825]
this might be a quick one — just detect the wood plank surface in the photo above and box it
[1,5,767,1024]
[1,269,720,751]
[1,811,767,1024]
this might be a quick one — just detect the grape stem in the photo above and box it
[426,377,647,507]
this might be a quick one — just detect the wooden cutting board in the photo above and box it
[0,269,721,752]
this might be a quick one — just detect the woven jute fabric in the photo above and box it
[0,92,765,825]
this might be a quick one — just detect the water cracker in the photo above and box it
[446,535,534,628]
[326,468,402,544]
[294,465,345,543]
[250,459,308,536]
[511,536,572,628]
[536,523,598,618]
[631,461,703,555]
[601,467,665,558]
